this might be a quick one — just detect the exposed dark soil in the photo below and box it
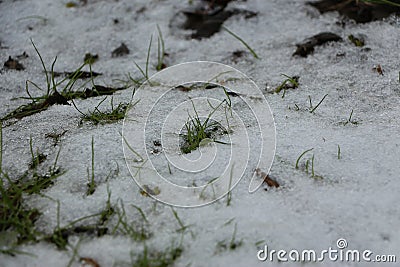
[52,70,102,79]
[4,56,24,70]
[81,85,126,98]
[293,32,342,57]
[309,0,400,23]
[173,0,257,39]
[111,43,130,57]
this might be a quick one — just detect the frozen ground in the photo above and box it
[0,0,400,266]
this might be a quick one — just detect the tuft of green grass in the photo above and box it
[295,148,324,179]
[0,173,41,248]
[199,177,218,200]
[133,35,153,85]
[181,99,228,154]
[28,136,47,170]
[275,74,299,94]
[47,200,105,250]
[222,26,259,59]
[74,97,129,125]
[171,208,193,236]
[1,40,96,121]
[295,148,314,169]
[99,185,115,225]
[215,223,243,253]
[2,41,124,122]
[111,200,151,241]
[86,136,96,195]
[343,109,359,125]
[156,25,167,71]
[131,243,183,267]
[113,73,144,89]
[348,34,364,47]
[0,130,65,254]
[337,145,341,160]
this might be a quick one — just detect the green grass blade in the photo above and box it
[222,26,259,59]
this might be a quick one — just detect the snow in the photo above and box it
[0,0,399,266]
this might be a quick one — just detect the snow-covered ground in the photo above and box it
[0,0,399,266]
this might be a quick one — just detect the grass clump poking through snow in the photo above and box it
[343,109,360,125]
[215,223,243,254]
[132,26,168,86]
[0,125,67,255]
[295,148,314,169]
[295,148,323,179]
[2,41,125,122]
[0,125,63,254]
[133,35,153,85]
[47,200,106,250]
[156,25,167,71]
[98,185,115,225]
[181,97,230,154]
[1,40,90,121]
[73,97,129,125]
[275,74,299,94]
[130,243,183,267]
[25,138,65,195]
[111,200,151,241]
[0,125,39,254]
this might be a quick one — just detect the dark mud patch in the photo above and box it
[52,70,102,79]
[111,43,130,57]
[230,50,247,63]
[309,0,400,23]
[293,32,342,57]
[4,56,24,70]
[80,85,125,98]
[171,0,257,39]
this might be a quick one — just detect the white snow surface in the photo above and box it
[0,0,399,266]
